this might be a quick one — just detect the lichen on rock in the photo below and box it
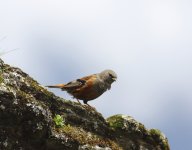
[0,58,170,150]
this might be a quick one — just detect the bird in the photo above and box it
[46,69,117,107]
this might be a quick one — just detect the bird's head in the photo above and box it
[99,69,117,85]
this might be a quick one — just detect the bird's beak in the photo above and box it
[112,77,117,81]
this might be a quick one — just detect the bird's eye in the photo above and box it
[109,73,113,78]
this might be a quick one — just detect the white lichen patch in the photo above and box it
[53,131,70,143]
[25,99,52,123]
[2,138,8,147]
[93,122,99,130]
[36,122,43,130]
[79,144,112,150]
[0,104,5,110]
[0,83,9,92]
[26,102,44,115]
[13,98,19,105]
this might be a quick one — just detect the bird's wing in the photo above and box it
[63,74,97,90]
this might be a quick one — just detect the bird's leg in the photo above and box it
[76,99,81,104]
[85,103,92,108]
[83,100,96,110]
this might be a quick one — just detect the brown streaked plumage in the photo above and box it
[46,69,117,107]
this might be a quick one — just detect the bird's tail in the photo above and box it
[46,84,65,88]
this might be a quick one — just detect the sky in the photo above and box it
[0,0,192,149]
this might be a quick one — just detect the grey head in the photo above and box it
[98,69,117,90]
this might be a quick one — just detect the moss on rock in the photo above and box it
[107,114,170,150]
[106,114,125,130]
[149,129,170,150]
[58,125,121,150]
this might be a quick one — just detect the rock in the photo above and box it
[106,115,170,150]
[0,59,170,150]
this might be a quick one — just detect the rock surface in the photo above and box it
[0,59,170,150]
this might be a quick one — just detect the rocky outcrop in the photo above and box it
[0,59,170,150]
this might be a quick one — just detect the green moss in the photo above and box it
[64,100,73,104]
[149,129,170,150]
[106,114,124,130]
[150,129,162,137]
[27,78,43,91]
[17,89,33,99]
[57,125,122,150]
[24,77,54,98]
[0,74,3,83]
[0,66,5,83]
